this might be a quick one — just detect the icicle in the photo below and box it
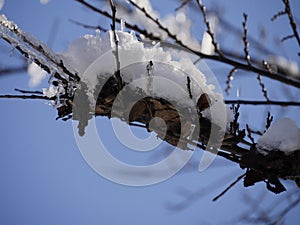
[120,18,125,31]
[130,30,137,40]
[95,28,100,39]
[236,86,240,98]
[48,70,56,84]
[67,81,75,97]
[27,55,33,65]
[1,15,70,80]
[9,42,17,56]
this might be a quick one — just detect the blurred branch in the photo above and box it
[69,19,108,32]
[0,65,27,76]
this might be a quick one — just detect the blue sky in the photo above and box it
[1,0,300,225]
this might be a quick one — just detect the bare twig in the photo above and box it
[0,94,53,100]
[242,13,251,65]
[265,112,273,132]
[196,0,222,55]
[246,124,255,144]
[256,74,270,101]
[282,0,300,47]
[281,34,295,43]
[225,67,237,94]
[230,104,240,135]
[69,19,108,32]
[225,99,300,106]
[271,10,286,21]
[14,88,43,95]
[213,172,246,201]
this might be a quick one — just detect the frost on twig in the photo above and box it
[0,15,79,82]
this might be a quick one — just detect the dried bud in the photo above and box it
[197,93,211,112]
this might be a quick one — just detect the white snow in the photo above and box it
[201,13,219,55]
[28,62,47,87]
[257,118,300,155]
[42,85,57,98]
[60,30,222,110]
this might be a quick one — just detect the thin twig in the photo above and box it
[242,13,251,65]
[0,94,53,100]
[225,67,237,94]
[175,0,192,11]
[196,0,222,55]
[265,112,273,132]
[281,34,295,43]
[282,0,300,47]
[246,124,255,144]
[69,19,108,32]
[256,74,269,101]
[271,10,286,21]
[230,104,240,135]
[224,99,300,106]
[213,172,246,201]
[14,88,43,95]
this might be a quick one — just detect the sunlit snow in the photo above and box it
[28,62,47,87]
[257,118,300,155]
